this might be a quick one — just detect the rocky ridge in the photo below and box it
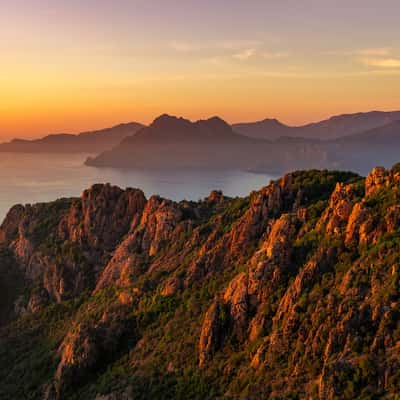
[0,166,400,399]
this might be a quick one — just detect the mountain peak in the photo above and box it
[205,116,229,124]
[151,114,191,130]
[232,117,291,140]
[142,114,233,141]
[197,116,232,132]
[261,117,286,125]
[151,114,230,130]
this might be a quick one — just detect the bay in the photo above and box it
[0,153,276,222]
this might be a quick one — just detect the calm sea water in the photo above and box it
[0,153,276,222]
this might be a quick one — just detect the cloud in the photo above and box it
[168,39,263,53]
[168,40,290,64]
[323,47,392,57]
[217,40,262,50]
[324,47,400,70]
[356,47,391,56]
[262,51,289,59]
[363,58,400,68]
[232,48,256,60]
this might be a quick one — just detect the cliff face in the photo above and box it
[1,166,400,399]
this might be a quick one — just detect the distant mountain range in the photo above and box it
[0,122,144,153]
[85,114,327,173]
[86,112,400,175]
[233,110,400,140]
[1,110,400,175]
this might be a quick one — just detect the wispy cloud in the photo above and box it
[168,39,291,64]
[356,47,391,56]
[262,51,289,59]
[363,58,400,68]
[217,40,262,50]
[168,39,263,53]
[324,47,400,70]
[232,48,256,60]
[323,47,392,57]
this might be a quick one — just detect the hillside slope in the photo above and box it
[1,165,400,399]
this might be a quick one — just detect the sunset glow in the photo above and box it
[1,0,399,139]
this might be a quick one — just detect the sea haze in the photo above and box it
[0,152,275,222]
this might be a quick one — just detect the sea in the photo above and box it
[0,153,276,222]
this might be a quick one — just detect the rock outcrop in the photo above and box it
[58,184,146,251]
[50,298,136,399]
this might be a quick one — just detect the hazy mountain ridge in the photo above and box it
[233,110,400,140]
[0,122,145,154]
[86,112,400,175]
[318,120,400,174]
[86,114,316,172]
[1,165,400,398]
[334,120,400,144]
[1,111,400,175]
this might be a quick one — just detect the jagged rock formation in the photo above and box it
[1,166,400,399]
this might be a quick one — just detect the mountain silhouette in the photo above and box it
[233,110,400,140]
[0,122,144,153]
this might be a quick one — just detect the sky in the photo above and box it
[0,0,400,139]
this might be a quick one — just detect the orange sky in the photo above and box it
[1,1,399,140]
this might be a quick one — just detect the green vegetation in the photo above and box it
[287,169,361,205]
[0,247,27,326]
[0,297,85,399]
[29,198,73,247]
